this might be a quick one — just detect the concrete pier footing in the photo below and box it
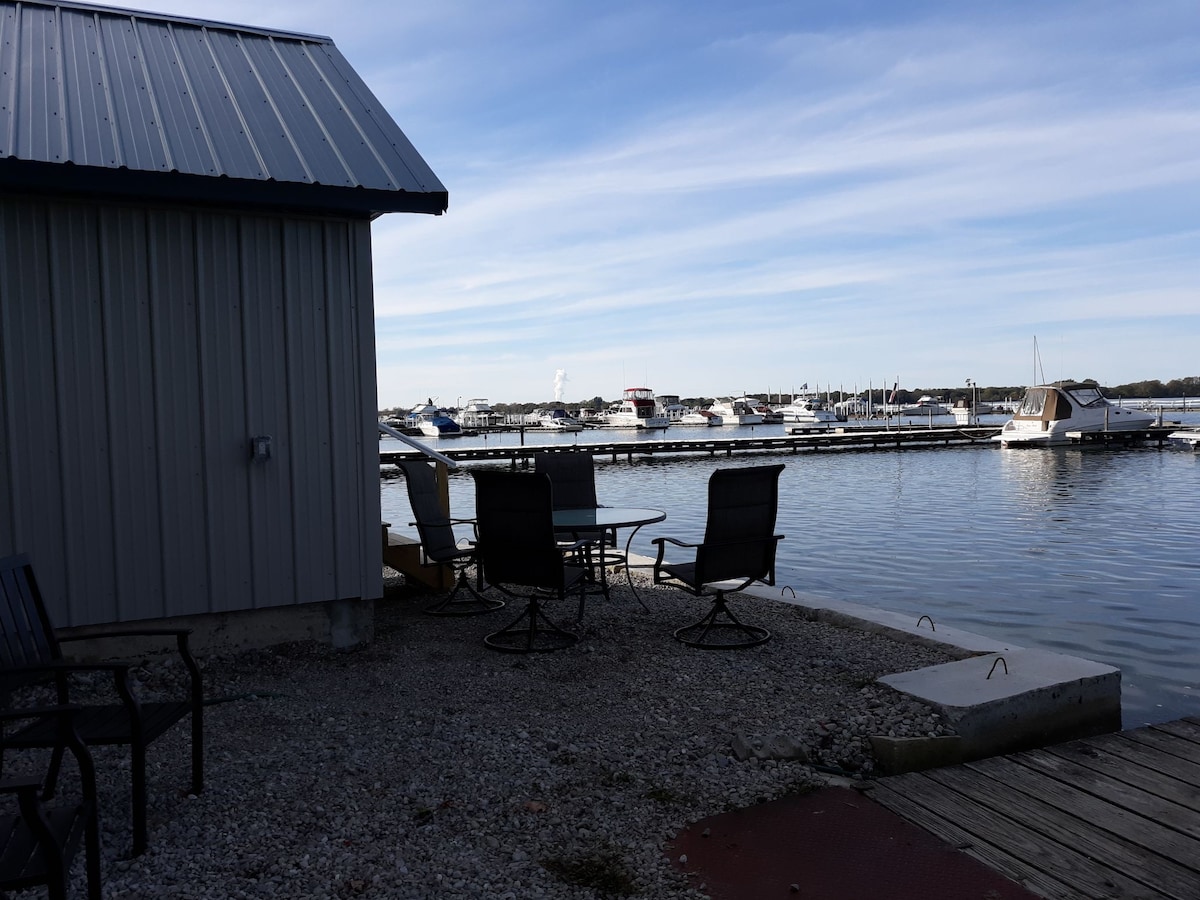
[736,581,1123,769]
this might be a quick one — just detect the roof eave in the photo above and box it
[0,158,447,218]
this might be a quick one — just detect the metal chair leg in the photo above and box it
[484,594,578,653]
[424,566,505,616]
[674,590,770,649]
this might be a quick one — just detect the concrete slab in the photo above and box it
[722,579,1124,763]
[878,649,1121,758]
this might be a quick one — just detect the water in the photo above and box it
[380,414,1200,728]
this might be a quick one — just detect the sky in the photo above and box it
[115,0,1198,408]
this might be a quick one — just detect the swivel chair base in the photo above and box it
[673,591,770,649]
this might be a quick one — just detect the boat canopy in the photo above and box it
[1015,387,1071,422]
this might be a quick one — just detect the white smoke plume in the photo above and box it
[553,369,568,403]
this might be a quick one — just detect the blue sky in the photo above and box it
[119,0,1198,407]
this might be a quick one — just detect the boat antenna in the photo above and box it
[1034,335,1045,385]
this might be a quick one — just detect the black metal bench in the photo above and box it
[0,553,203,857]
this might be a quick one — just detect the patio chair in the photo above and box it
[472,471,593,652]
[0,705,101,900]
[397,461,503,615]
[534,451,616,603]
[651,464,785,648]
[0,553,203,857]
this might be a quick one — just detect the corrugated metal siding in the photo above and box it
[0,193,380,626]
[0,0,446,213]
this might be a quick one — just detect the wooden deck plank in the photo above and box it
[1151,718,1200,745]
[1015,748,1200,832]
[869,776,1084,900]
[927,763,1199,900]
[1090,735,1200,789]
[1046,741,1200,810]
[1120,726,1200,766]
[969,753,1200,873]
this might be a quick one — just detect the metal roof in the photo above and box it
[0,0,447,216]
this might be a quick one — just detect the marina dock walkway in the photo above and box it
[869,716,1200,899]
[380,424,1005,466]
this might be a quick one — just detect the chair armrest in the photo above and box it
[57,626,192,642]
[56,629,203,702]
[649,536,699,549]
[650,535,697,572]
[0,703,84,724]
[0,776,43,793]
[1,659,132,680]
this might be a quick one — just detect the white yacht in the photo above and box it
[998,383,1157,447]
[656,394,687,424]
[457,398,502,429]
[678,409,724,426]
[599,387,670,429]
[538,407,584,431]
[1167,428,1200,451]
[708,397,764,426]
[776,397,838,424]
[899,395,950,416]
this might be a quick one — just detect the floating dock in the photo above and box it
[379,425,1006,466]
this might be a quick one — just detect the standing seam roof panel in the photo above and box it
[240,38,341,185]
[133,21,219,176]
[59,12,119,166]
[200,29,308,182]
[282,41,398,189]
[162,24,266,178]
[96,13,170,171]
[312,42,443,191]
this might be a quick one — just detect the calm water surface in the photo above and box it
[380,415,1200,727]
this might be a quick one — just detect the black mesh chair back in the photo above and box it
[695,464,784,586]
[397,461,502,615]
[533,452,599,509]
[399,460,459,560]
[651,464,785,648]
[472,471,587,652]
[534,452,615,603]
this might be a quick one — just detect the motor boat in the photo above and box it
[409,399,463,438]
[1167,428,1200,451]
[776,397,839,424]
[997,383,1157,447]
[679,409,724,426]
[754,403,784,424]
[598,388,670,429]
[538,407,584,431]
[457,398,502,429]
[707,397,764,426]
[950,397,996,425]
[899,395,950,416]
[833,397,870,419]
[657,398,687,423]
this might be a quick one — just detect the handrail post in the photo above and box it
[435,461,451,517]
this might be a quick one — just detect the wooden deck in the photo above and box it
[870,717,1200,899]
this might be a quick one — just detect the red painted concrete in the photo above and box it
[666,786,1039,899]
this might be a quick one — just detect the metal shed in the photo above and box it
[1,0,447,637]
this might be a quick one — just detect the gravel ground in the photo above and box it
[13,573,958,899]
